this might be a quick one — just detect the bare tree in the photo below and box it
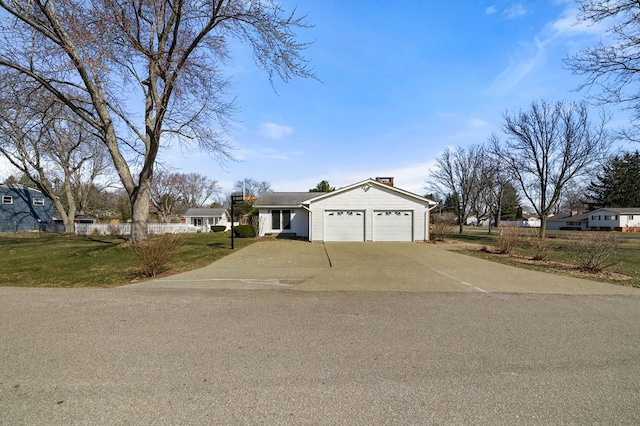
[179,173,220,208]
[233,178,273,200]
[428,145,485,234]
[0,76,111,233]
[151,171,220,222]
[491,100,610,238]
[150,170,184,223]
[0,1,314,241]
[565,1,640,141]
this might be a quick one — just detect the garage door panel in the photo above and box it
[373,211,412,241]
[325,210,364,242]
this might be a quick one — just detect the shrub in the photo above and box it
[493,226,523,254]
[233,224,256,238]
[525,231,551,260]
[430,215,456,242]
[210,225,226,233]
[130,233,184,277]
[568,232,619,272]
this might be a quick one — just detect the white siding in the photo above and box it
[621,214,640,227]
[258,208,309,237]
[308,185,429,242]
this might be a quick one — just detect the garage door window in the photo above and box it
[271,209,291,230]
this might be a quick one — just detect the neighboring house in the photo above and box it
[255,177,438,242]
[0,184,54,232]
[588,208,640,231]
[499,216,541,228]
[546,212,589,231]
[183,208,230,231]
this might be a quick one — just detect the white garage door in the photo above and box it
[373,211,413,241]
[324,210,365,242]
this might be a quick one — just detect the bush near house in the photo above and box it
[233,224,256,238]
[211,225,226,232]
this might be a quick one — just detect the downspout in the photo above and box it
[426,202,440,242]
[302,204,312,241]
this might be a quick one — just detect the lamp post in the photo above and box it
[230,194,244,250]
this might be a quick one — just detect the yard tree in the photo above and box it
[586,151,640,208]
[565,1,640,141]
[309,180,335,192]
[491,100,610,238]
[0,1,314,241]
[0,75,111,233]
[151,171,221,222]
[499,182,523,221]
[428,145,485,234]
[233,178,273,200]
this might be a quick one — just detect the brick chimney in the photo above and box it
[375,177,394,187]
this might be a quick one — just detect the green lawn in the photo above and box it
[447,227,640,288]
[0,232,255,288]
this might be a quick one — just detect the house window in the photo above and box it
[271,210,292,230]
[33,198,45,206]
[592,215,601,220]
[604,215,617,220]
[2,195,12,204]
[630,215,635,220]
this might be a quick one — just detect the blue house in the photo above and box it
[0,185,54,232]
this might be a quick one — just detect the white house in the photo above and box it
[545,212,590,231]
[588,208,640,231]
[255,178,438,242]
[183,208,230,231]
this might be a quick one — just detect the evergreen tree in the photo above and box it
[309,180,335,192]
[500,183,522,220]
[587,151,640,208]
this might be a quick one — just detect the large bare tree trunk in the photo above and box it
[130,180,151,242]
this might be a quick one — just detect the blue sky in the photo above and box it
[0,1,629,197]
[166,0,620,196]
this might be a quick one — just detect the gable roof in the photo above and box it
[254,179,437,208]
[0,184,46,195]
[255,192,326,208]
[183,208,227,217]
[588,207,640,214]
[302,179,437,205]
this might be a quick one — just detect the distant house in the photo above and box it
[588,208,640,232]
[546,212,589,231]
[183,208,230,231]
[0,185,54,232]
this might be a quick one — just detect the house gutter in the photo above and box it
[425,202,440,242]
[301,204,312,241]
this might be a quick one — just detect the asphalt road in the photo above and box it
[2,287,640,425]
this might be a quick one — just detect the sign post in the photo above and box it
[230,194,244,250]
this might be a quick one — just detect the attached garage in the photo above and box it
[373,210,413,241]
[324,210,365,241]
[255,178,438,242]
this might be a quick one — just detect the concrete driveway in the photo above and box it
[129,241,640,294]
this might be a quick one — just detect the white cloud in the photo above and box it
[547,4,609,39]
[257,122,293,140]
[469,117,489,128]
[486,6,497,15]
[503,3,528,19]
[486,36,548,95]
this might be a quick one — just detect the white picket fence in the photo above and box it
[75,223,208,236]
